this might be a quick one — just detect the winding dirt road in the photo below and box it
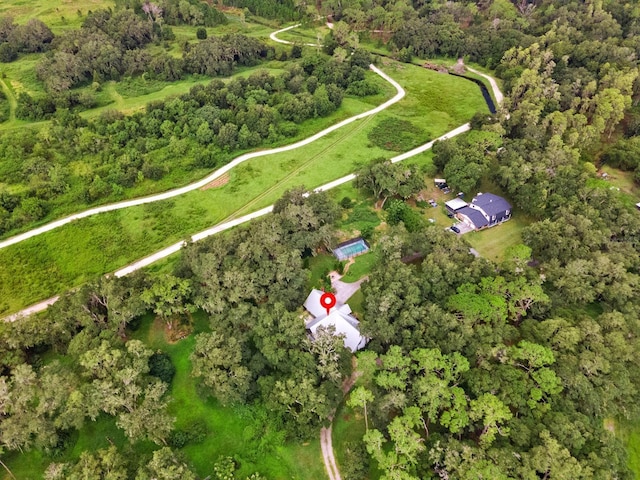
[0,65,404,251]
[270,23,323,47]
[466,65,504,106]
[1,22,506,480]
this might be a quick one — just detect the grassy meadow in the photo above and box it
[0,0,115,32]
[0,60,488,314]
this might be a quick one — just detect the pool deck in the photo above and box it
[332,238,370,261]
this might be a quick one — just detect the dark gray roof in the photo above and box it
[458,206,488,229]
[471,193,511,217]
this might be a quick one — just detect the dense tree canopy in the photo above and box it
[3,0,640,477]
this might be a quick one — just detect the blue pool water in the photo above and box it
[333,239,369,261]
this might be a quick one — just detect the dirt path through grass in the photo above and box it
[0,78,17,122]
[321,425,341,480]
[0,64,404,251]
[105,81,125,108]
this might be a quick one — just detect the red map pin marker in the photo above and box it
[320,292,337,316]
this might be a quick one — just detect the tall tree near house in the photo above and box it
[347,386,375,432]
[309,325,348,383]
[265,374,333,438]
[355,158,424,208]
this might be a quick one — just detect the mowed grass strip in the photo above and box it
[0,62,487,313]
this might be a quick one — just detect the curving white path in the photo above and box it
[466,65,503,106]
[270,23,322,47]
[2,123,471,322]
[0,64,404,251]
[2,30,504,324]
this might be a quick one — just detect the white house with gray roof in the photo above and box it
[303,289,367,352]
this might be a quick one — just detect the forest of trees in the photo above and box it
[0,188,347,478]
[2,0,640,477]
[0,48,377,238]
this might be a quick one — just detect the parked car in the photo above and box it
[450,225,460,233]
[428,199,438,207]
[442,187,451,194]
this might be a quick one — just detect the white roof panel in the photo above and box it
[445,198,468,211]
[308,310,367,352]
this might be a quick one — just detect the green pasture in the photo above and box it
[0,60,487,314]
[0,0,115,31]
[1,313,327,479]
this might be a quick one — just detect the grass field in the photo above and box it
[276,23,330,45]
[1,313,328,480]
[0,0,115,31]
[0,60,487,314]
[464,214,529,262]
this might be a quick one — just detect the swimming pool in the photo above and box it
[333,238,370,261]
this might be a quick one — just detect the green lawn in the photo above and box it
[1,313,328,480]
[464,214,530,263]
[307,254,338,291]
[347,289,365,317]
[342,252,377,283]
[613,418,640,478]
[0,0,115,31]
[0,60,487,314]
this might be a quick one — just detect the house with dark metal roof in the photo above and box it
[456,206,489,229]
[470,192,511,226]
[454,192,511,231]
